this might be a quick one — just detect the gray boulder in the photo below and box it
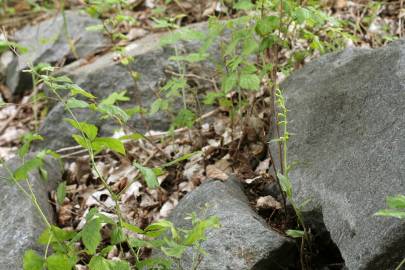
[0,155,62,269]
[6,10,109,97]
[280,40,405,269]
[36,22,219,151]
[167,177,296,270]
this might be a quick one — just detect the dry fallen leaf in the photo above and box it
[206,164,228,181]
[256,195,282,210]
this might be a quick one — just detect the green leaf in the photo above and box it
[149,98,169,115]
[88,256,109,270]
[239,73,260,91]
[183,216,220,245]
[88,256,131,270]
[133,162,160,189]
[0,40,28,54]
[92,137,126,155]
[234,0,255,10]
[65,119,98,141]
[38,225,77,245]
[122,222,145,234]
[86,24,104,32]
[18,133,43,158]
[136,258,173,270]
[286,229,305,238]
[69,85,96,99]
[169,53,209,63]
[101,91,130,105]
[119,133,144,141]
[277,172,292,198]
[387,195,405,209]
[97,103,130,123]
[161,240,187,259]
[173,108,195,129]
[56,181,67,205]
[66,98,89,109]
[46,253,76,270]
[111,226,125,245]
[72,134,90,150]
[375,209,405,219]
[255,16,280,36]
[294,7,311,24]
[109,260,131,270]
[82,219,103,254]
[221,73,238,93]
[14,157,43,181]
[23,250,44,270]
[162,152,201,168]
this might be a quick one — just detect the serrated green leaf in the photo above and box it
[82,219,103,254]
[239,73,260,91]
[23,250,44,270]
[109,260,131,270]
[46,253,76,270]
[255,16,280,36]
[88,256,109,270]
[111,226,125,245]
[233,0,254,10]
[136,258,173,270]
[221,73,238,93]
[38,225,76,245]
[173,108,195,129]
[133,162,159,189]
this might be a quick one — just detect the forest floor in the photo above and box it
[0,0,404,268]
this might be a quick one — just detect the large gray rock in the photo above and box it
[6,10,109,97]
[280,40,405,269]
[0,155,62,269]
[167,177,296,270]
[36,22,219,151]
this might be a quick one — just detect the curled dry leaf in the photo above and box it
[206,164,228,181]
[86,189,116,208]
[255,158,270,174]
[58,203,73,226]
[122,181,143,202]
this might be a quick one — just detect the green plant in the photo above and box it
[153,0,350,267]
[1,61,220,269]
